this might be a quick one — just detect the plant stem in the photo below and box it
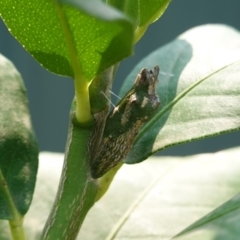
[54,0,92,123]
[40,110,98,240]
[0,169,26,240]
[95,162,123,201]
[9,220,26,240]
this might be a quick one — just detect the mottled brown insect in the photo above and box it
[90,65,160,178]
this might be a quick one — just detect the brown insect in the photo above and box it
[90,65,160,178]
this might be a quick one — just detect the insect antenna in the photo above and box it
[101,91,117,109]
[109,90,122,100]
[101,90,125,118]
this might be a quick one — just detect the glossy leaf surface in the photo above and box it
[0,0,134,80]
[120,24,240,164]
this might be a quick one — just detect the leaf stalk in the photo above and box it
[0,169,26,240]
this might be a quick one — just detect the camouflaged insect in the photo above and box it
[90,65,160,178]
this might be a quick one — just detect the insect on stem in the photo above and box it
[89,65,161,178]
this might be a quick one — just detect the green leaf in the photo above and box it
[0,0,134,80]
[107,0,171,27]
[120,24,240,164]
[107,0,171,42]
[0,54,38,219]
[174,192,240,240]
[107,0,139,25]
[3,147,240,239]
[137,0,171,27]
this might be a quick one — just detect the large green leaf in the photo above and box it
[0,0,134,80]
[0,147,239,239]
[174,192,240,240]
[120,24,240,164]
[0,54,38,219]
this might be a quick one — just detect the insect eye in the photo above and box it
[130,94,137,104]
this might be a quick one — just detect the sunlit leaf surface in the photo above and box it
[0,0,134,80]
[0,148,238,239]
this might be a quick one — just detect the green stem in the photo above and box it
[40,110,98,240]
[0,169,26,240]
[55,1,92,123]
[95,162,123,201]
